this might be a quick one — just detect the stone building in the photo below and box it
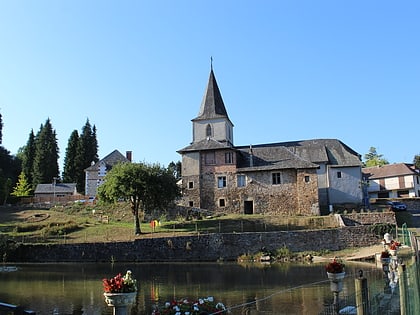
[177,67,363,215]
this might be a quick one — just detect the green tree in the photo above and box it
[364,147,389,167]
[62,130,80,183]
[98,162,180,235]
[21,130,36,188]
[11,172,32,197]
[75,119,98,193]
[32,118,60,187]
[168,161,182,180]
[413,154,420,169]
[0,111,3,144]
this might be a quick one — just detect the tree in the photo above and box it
[62,130,80,183]
[168,161,182,180]
[414,155,420,169]
[364,147,389,167]
[11,172,32,197]
[32,118,60,187]
[98,162,180,235]
[74,119,98,193]
[21,130,36,188]
[0,111,3,144]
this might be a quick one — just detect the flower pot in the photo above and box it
[326,272,345,281]
[381,257,391,264]
[104,292,136,315]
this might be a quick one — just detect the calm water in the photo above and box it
[0,261,385,315]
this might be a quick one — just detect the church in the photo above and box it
[178,67,363,215]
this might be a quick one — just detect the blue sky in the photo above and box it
[1,1,419,172]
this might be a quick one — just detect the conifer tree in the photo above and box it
[11,172,32,197]
[32,118,59,187]
[62,130,80,183]
[21,130,36,187]
[0,112,3,144]
[74,119,98,193]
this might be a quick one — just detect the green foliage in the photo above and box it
[98,162,180,235]
[413,154,420,169]
[62,130,80,184]
[11,172,33,197]
[368,223,395,237]
[21,130,36,188]
[364,147,389,167]
[32,119,60,187]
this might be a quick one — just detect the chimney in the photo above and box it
[126,151,132,162]
[249,145,253,167]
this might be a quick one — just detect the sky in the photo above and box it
[1,1,419,173]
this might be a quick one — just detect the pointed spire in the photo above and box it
[194,62,229,121]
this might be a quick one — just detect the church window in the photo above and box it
[205,152,215,165]
[206,124,212,137]
[304,176,310,183]
[225,152,233,164]
[188,181,194,189]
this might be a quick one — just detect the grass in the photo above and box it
[0,202,340,244]
[0,202,415,245]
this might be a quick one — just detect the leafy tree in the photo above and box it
[21,130,36,188]
[32,118,60,187]
[11,172,32,197]
[414,155,420,169]
[62,130,80,183]
[98,162,180,235]
[364,147,389,167]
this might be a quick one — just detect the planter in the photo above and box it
[104,292,137,315]
[327,272,345,281]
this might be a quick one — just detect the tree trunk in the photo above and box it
[131,199,141,235]
[134,210,141,235]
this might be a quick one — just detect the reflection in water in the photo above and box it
[0,262,384,314]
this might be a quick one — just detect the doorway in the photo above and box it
[244,200,254,214]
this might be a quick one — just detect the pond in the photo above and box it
[0,261,385,314]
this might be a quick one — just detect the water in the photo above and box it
[0,261,385,315]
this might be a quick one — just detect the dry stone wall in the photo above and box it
[10,226,380,263]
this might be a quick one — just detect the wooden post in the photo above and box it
[398,264,407,315]
[355,270,369,315]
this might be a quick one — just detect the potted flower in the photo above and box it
[151,296,227,315]
[103,270,137,314]
[388,241,400,256]
[325,258,345,281]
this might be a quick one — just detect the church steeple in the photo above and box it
[192,64,234,146]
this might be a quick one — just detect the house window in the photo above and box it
[417,176,419,185]
[206,124,212,137]
[217,176,227,188]
[189,201,194,207]
[337,171,342,179]
[237,174,246,187]
[188,181,194,189]
[272,172,281,185]
[219,198,225,207]
[225,152,233,164]
[304,175,310,183]
[205,152,215,165]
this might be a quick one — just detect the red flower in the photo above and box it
[325,258,345,273]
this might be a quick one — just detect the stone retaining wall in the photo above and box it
[10,226,380,263]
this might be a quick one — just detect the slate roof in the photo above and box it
[362,163,419,179]
[177,138,233,153]
[35,183,77,194]
[85,149,129,171]
[192,68,232,125]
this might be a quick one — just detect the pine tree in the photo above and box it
[62,130,80,183]
[22,130,36,188]
[32,118,59,187]
[11,172,32,197]
[75,119,98,193]
[0,112,3,144]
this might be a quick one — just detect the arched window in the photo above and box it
[206,124,212,137]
